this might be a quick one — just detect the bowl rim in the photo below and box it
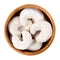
[4,4,56,55]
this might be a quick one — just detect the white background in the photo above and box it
[0,0,60,60]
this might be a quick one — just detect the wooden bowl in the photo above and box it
[4,4,56,55]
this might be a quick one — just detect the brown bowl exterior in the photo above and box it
[4,4,56,55]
